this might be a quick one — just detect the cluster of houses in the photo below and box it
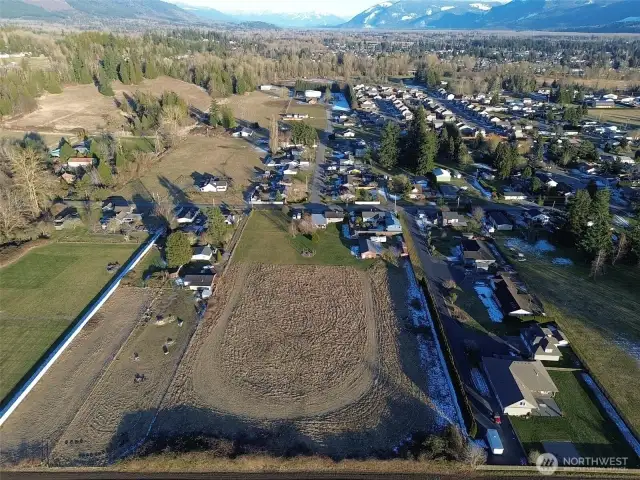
[354,84,417,122]
[345,210,407,260]
[250,147,313,203]
[50,142,94,185]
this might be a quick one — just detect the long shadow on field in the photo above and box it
[101,393,440,467]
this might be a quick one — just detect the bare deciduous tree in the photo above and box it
[464,443,487,469]
[6,146,57,216]
[0,188,29,239]
[612,232,628,265]
[590,249,607,279]
[472,206,485,223]
[152,192,174,228]
[269,115,279,155]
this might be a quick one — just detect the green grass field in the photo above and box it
[497,240,640,434]
[0,242,138,401]
[120,136,155,154]
[233,211,371,269]
[511,371,637,464]
[286,103,327,131]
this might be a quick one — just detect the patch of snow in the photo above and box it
[440,6,455,11]
[612,337,640,365]
[505,238,555,257]
[473,282,503,323]
[620,17,640,22]
[364,11,379,24]
[581,373,640,457]
[401,14,417,20]
[469,177,491,199]
[470,3,492,10]
[425,8,433,15]
[402,261,466,432]
[471,368,490,396]
[552,257,573,266]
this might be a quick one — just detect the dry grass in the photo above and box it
[116,135,262,205]
[587,108,640,127]
[221,91,289,129]
[3,76,210,133]
[154,262,446,458]
[0,288,152,465]
[50,291,197,466]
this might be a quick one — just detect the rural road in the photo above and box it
[0,470,627,480]
[309,107,333,204]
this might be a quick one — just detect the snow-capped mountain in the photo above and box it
[341,0,509,29]
[228,10,347,27]
[343,0,639,31]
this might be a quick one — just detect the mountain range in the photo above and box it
[2,0,639,32]
[341,0,640,32]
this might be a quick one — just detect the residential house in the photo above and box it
[440,211,467,227]
[521,323,569,362]
[354,211,402,235]
[182,273,216,294]
[233,127,254,138]
[525,209,550,224]
[102,196,131,214]
[433,167,451,182]
[311,213,328,229]
[61,172,76,184]
[175,207,199,224]
[324,211,344,224]
[491,274,536,317]
[66,157,94,169]
[439,184,459,200]
[503,192,527,202]
[487,211,513,231]
[461,238,496,270]
[359,236,384,259]
[115,210,142,225]
[192,245,216,262]
[482,357,559,416]
[342,129,356,138]
[199,177,228,193]
[54,209,81,230]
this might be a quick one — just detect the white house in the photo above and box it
[433,167,451,182]
[191,245,216,262]
[260,84,273,91]
[199,178,228,193]
[66,157,94,169]
[342,129,356,138]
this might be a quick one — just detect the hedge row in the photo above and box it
[420,277,478,439]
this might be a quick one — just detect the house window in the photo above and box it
[520,401,525,406]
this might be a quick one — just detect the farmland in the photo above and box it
[153,261,451,457]
[587,108,640,128]
[0,242,138,401]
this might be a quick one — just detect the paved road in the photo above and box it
[310,107,333,205]
[403,211,527,466]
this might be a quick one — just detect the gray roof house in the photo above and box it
[521,324,569,362]
[487,211,513,231]
[311,213,328,229]
[461,238,496,270]
[191,245,216,262]
[483,357,560,417]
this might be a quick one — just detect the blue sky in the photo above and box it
[171,0,376,17]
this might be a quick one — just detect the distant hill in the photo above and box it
[229,11,347,28]
[0,0,196,22]
[170,3,236,23]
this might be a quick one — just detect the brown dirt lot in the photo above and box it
[0,287,152,465]
[152,262,444,458]
[3,77,210,133]
[116,135,263,206]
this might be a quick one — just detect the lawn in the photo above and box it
[511,371,638,464]
[121,136,155,154]
[233,211,372,269]
[0,242,139,401]
[497,241,640,434]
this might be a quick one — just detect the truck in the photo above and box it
[486,429,504,455]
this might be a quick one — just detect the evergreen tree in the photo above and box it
[165,232,192,268]
[221,106,236,129]
[404,106,436,174]
[97,159,113,186]
[143,60,159,79]
[494,142,516,179]
[455,142,471,167]
[118,61,131,84]
[204,206,231,247]
[567,189,592,240]
[97,67,114,96]
[209,99,221,126]
[101,48,119,81]
[378,122,400,170]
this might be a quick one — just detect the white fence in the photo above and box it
[0,230,163,426]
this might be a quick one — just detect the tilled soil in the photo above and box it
[153,263,444,457]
